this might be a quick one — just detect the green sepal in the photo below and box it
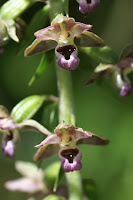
[83,179,99,200]
[44,161,61,189]
[11,95,47,123]
[41,102,58,132]
[81,46,119,65]
[19,4,50,54]
[28,51,53,86]
[53,165,64,192]
[120,43,133,59]
[43,195,65,200]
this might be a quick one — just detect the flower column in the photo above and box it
[49,0,82,199]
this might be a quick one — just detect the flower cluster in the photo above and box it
[25,14,104,70]
[0,105,51,157]
[34,122,109,172]
[85,44,133,96]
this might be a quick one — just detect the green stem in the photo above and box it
[56,66,76,125]
[65,171,82,200]
[0,0,36,20]
[49,1,82,199]
[62,0,69,16]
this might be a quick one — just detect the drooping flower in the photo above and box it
[76,0,100,14]
[34,121,109,172]
[5,161,45,193]
[25,14,104,70]
[85,44,133,96]
[0,105,51,157]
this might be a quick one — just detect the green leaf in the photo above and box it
[18,4,49,54]
[28,51,53,86]
[53,165,64,192]
[81,46,119,65]
[11,95,47,123]
[83,179,99,200]
[41,102,58,132]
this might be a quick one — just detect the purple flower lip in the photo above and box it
[60,148,82,172]
[79,0,100,14]
[120,85,132,96]
[56,44,80,70]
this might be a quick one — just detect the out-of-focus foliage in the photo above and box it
[1,0,133,200]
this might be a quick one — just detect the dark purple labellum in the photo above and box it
[61,148,79,163]
[87,0,92,3]
[56,45,76,60]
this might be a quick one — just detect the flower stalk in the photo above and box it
[49,1,82,199]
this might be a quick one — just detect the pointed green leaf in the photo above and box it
[28,51,54,86]
[81,46,119,65]
[11,95,48,123]
[83,179,99,200]
[53,165,64,192]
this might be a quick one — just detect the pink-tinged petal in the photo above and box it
[5,177,44,193]
[77,133,109,145]
[70,128,92,142]
[35,134,61,148]
[66,22,92,36]
[59,148,82,172]
[15,161,44,179]
[34,144,60,161]
[0,118,20,130]
[24,39,57,57]
[75,31,105,47]
[34,25,60,41]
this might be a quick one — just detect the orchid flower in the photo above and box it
[5,161,45,193]
[34,122,109,173]
[76,0,100,14]
[85,44,133,96]
[0,105,51,157]
[25,14,104,70]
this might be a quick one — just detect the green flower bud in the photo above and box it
[11,95,47,123]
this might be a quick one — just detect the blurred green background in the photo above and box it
[0,0,133,199]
